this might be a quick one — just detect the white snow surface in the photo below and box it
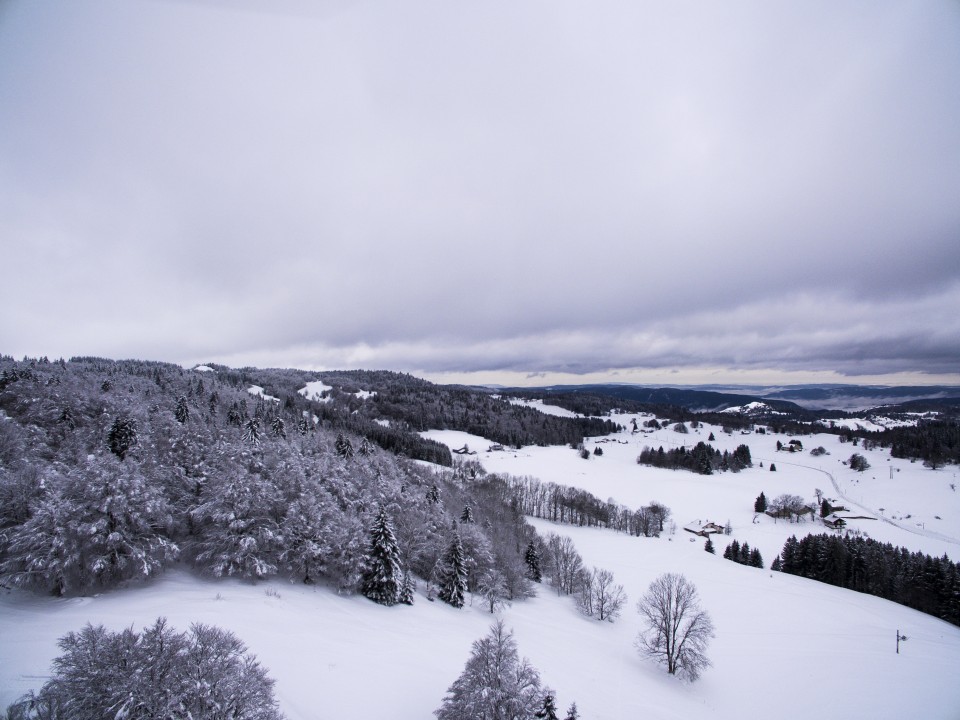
[193,365,215,373]
[3,416,960,718]
[298,381,333,402]
[507,397,581,418]
[248,385,280,403]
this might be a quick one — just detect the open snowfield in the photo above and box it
[2,406,960,718]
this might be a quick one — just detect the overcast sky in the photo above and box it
[2,0,959,387]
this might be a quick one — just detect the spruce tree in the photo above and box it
[771,555,783,571]
[437,531,468,608]
[749,547,764,568]
[704,536,715,554]
[399,571,415,605]
[536,693,560,720]
[524,541,543,582]
[335,433,354,459]
[107,416,138,460]
[360,507,404,606]
[754,491,767,513]
[564,703,580,720]
[175,395,189,424]
[460,504,474,523]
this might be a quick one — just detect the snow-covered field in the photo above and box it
[3,406,960,718]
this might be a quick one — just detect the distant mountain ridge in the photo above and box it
[501,383,960,414]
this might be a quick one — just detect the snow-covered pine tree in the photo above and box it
[335,432,354,459]
[175,395,189,424]
[107,415,138,460]
[564,702,580,720]
[437,531,468,608]
[271,415,286,439]
[360,506,404,606]
[460,504,474,523]
[535,693,560,720]
[524,541,543,582]
[244,417,261,447]
[754,491,767,513]
[399,570,415,605]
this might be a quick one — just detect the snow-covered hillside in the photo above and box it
[3,407,959,719]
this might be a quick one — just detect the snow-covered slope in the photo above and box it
[3,415,959,719]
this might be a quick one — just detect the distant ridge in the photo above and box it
[502,383,960,413]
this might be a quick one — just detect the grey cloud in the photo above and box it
[1,0,958,383]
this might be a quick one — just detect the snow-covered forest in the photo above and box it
[2,356,960,718]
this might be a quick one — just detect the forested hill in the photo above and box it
[504,384,807,416]
[225,367,621,451]
[0,356,542,600]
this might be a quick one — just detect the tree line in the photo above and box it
[636,441,752,475]
[505,475,671,537]
[775,533,960,626]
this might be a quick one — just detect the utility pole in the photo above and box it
[896,629,908,654]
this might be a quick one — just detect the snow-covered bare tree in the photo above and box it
[478,568,510,614]
[636,572,714,681]
[545,534,586,596]
[2,460,178,595]
[434,620,544,720]
[189,471,282,579]
[5,618,283,720]
[577,567,627,622]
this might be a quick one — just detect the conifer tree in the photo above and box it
[704,536,715,554]
[564,702,580,720]
[399,570,415,605]
[360,507,404,606]
[244,417,261,447]
[754,491,767,513]
[107,416,138,460]
[524,541,543,582]
[175,395,189,424]
[749,547,764,568]
[437,531,468,608]
[335,433,354,459]
[460,504,474,523]
[536,693,560,720]
[271,416,286,439]
[771,555,783,572]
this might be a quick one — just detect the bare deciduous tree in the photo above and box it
[636,573,714,681]
[545,534,587,596]
[577,567,627,622]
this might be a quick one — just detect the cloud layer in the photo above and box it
[2,0,959,383]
